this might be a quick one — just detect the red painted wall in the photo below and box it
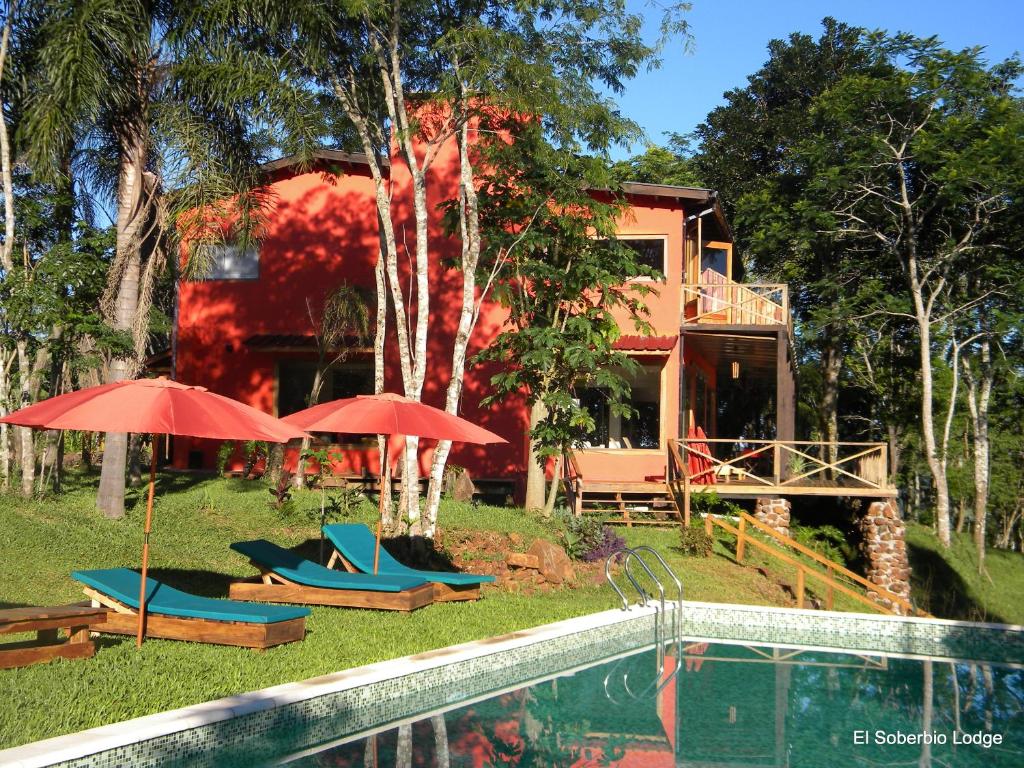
[174,137,710,491]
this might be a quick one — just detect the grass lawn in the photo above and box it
[906,523,1024,624]
[0,472,793,750]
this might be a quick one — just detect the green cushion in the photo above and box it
[72,568,309,624]
[230,539,426,592]
[322,523,496,586]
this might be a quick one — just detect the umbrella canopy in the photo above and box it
[282,392,505,573]
[282,392,505,445]
[0,377,308,647]
[0,377,306,442]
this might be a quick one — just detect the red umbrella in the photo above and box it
[282,392,506,573]
[0,377,308,646]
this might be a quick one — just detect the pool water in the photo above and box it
[284,641,1023,767]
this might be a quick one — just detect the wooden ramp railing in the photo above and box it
[706,509,928,617]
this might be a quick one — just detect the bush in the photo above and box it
[556,513,626,562]
[790,524,852,565]
[679,521,714,557]
[689,490,744,518]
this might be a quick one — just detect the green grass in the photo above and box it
[906,523,1024,624]
[0,472,791,749]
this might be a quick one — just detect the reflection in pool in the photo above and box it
[290,642,1023,767]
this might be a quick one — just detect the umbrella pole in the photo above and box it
[373,466,385,575]
[136,434,158,648]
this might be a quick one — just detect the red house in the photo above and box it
[173,137,891,513]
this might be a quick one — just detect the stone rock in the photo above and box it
[526,538,575,584]
[508,532,523,547]
[444,467,476,502]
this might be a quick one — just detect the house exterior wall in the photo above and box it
[173,146,718,494]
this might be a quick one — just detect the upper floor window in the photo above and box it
[205,242,260,280]
[619,236,667,279]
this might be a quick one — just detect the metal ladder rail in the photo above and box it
[604,546,685,700]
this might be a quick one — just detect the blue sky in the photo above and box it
[611,0,1024,158]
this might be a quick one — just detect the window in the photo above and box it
[700,245,729,279]
[206,243,260,280]
[277,362,374,444]
[578,363,662,449]
[596,236,667,279]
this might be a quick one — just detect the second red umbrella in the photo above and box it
[282,392,506,572]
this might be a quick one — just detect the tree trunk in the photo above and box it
[919,660,933,768]
[424,118,482,538]
[15,338,34,497]
[963,338,992,571]
[432,714,450,768]
[544,453,563,518]
[0,348,12,490]
[97,123,148,520]
[396,723,412,768]
[887,423,902,482]
[907,245,951,546]
[294,366,325,491]
[820,327,842,469]
[525,401,547,511]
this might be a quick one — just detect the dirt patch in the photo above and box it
[436,529,604,595]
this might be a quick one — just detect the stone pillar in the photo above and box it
[858,499,912,614]
[754,497,791,538]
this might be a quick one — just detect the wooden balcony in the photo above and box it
[668,438,895,499]
[682,282,790,333]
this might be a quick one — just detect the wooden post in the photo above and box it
[825,564,835,610]
[736,516,746,562]
[795,568,805,609]
[136,433,159,648]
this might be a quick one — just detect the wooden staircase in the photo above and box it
[706,509,929,617]
[562,452,680,526]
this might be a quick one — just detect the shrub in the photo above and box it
[581,527,627,563]
[790,524,852,565]
[679,521,714,557]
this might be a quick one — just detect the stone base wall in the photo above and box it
[858,500,912,614]
[754,497,791,538]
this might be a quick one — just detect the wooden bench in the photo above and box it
[0,605,109,669]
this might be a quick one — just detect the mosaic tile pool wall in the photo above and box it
[9,601,1022,768]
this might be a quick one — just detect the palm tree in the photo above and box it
[21,0,320,517]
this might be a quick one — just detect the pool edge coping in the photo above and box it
[3,599,1022,767]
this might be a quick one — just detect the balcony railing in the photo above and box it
[669,438,892,495]
[682,282,790,329]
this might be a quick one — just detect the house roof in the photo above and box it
[259,149,388,176]
[613,335,678,353]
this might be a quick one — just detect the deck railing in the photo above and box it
[672,438,891,493]
[682,282,790,330]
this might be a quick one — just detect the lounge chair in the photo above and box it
[228,540,434,611]
[322,523,496,602]
[73,568,309,649]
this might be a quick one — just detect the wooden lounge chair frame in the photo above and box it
[0,605,109,669]
[82,587,306,650]
[228,562,434,612]
[325,550,480,603]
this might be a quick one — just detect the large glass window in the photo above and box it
[206,243,260,280]
[579,363,662,449]
[700,245,729,279]
[595,236,667,279]
[277,362,374,426]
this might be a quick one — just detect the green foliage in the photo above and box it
[215,441,236,474]
[678,521,714,558]
[553,511,625,562]
[688,491,744,518]
[790,524,851,566]
[470,116,658,458]
[610,135,702,186]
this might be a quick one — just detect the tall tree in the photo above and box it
[803,35,1024,546]
[23,0,319,517]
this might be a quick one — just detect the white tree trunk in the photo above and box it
[907,242,951,546]
[432,714,450,768]
[525,401,548,511]
[963,339,993,570]
[424,118,482,537]
[0,349,10,489]
[0,7,18,493]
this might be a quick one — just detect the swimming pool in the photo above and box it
[283,642,1023,767]
[3,602,1022,767]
